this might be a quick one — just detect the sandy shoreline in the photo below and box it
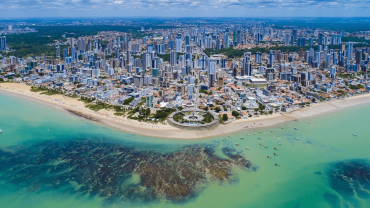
[1,82,370,139]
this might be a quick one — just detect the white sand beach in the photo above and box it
[1,82,370,139]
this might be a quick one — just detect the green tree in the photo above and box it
[222,114,228,121]
[242,106,247,110]
[203,106,209,111]
[215,107,221,112]
[232,111,239,118]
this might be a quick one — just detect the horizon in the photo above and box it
[1,0,370,18]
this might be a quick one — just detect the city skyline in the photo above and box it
[1,0,370,18]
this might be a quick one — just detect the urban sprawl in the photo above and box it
[1,21,370,125]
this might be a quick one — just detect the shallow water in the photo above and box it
[1,92,370,208]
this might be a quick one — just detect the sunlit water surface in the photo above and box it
[1,92,370,208]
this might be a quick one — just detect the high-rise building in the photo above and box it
[175,37,182,52]
[63,48,67,62]
[255,52,262,64]
[308,38,313,46]
[269,51,275,66]
[56,46,60,59]
[292,29,298,41]
[347,42,353,60]
[115,47,120,59]
[209,73,215,87]
[301,38,306,46]
[315,52,321,65]
[237,30,241,45]
[330,66,336,79]
[285,34,290,46]
[78,39,86,52]
[218,77,224,87]
[224,35,229,48]
[0,36,6,51]
[244,60,251,76]
[318,34,323,45]
[126,50,131,65]
[355,50,362,64]
[170,51,177,66]
[70,38,75,49]
[185,35,190,45]
[208,61,217,77]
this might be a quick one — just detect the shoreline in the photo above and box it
[1,82,370,139]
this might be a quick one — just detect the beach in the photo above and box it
[1,82,370,139]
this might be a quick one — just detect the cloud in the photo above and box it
[0,0,368,17]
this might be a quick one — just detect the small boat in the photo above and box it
[264,146,268,148]
[260,123,263,125]
[240,137,244,140]
[353,134,357,136]
[275,164,280,166]
[246,133,250,136]
[296,138,299,141]
[222,139,225,141]
[47,129,49,131]
[251,125,254,127]
[258,137,261,140]
[236,143,239,146]
[253,132,255,135]
[281,128,284,129]
[278,142,281,145]
[253,122,255,124]
[0,129,2,133]
[294,128,298,130]
[274,147,278,150]
[274,153,278,156]
[259,143,263,146]
[245,147,249,150]
[267,156,271,158]
[258,131,261,133]
[277,138,280,140]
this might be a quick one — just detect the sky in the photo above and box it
[0,0,370,18]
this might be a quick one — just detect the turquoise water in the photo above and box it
[1,92,370,208]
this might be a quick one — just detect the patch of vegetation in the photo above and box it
[232,111,239,118]
[78,96,96,103]
[337,73,355,79]
[222,114,228,121]
[349,84,364,90]
[30,86,48,92]
[157,52,184,62]
[173,113,185,122]
[123,97,135,105]
[214,107,222,112]
[153,108,176,122]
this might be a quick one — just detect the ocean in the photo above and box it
[0,92,370,208]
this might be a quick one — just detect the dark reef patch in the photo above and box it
[327,159,370,207]
[0,140,255,203]
[314,171,322,175]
